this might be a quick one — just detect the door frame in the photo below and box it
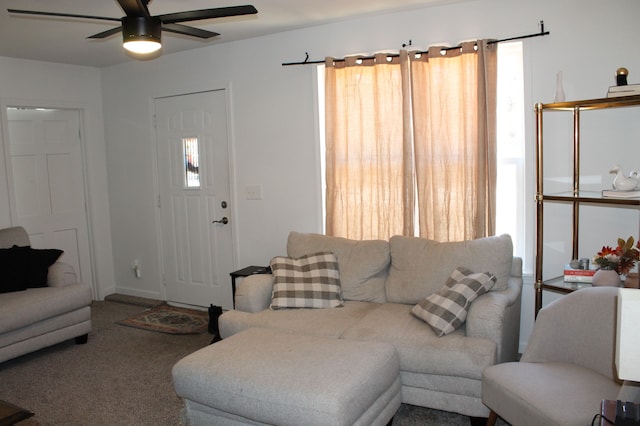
[0,98,97,297]
[150,86,239,304]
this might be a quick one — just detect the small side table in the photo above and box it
[601,399,640,426]
[601,399,616,425]
[229,266,271,308]
[0,400,34,426]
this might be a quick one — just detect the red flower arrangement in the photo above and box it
[593,236,640,275]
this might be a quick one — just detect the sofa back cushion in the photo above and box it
[287,232,390,303]
[0,226,30,248]
[385,234,513,304]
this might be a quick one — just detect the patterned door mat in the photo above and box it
[117,304,209,335]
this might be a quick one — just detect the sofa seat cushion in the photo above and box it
[482,361,621,426]
[0,306,91,354]
[341,303,497,380]
[0,284,92,334]
[287,232,390,303]
[386,234,513,304]
[401,370,482,399]
[219,301,381,339]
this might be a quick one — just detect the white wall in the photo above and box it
[0,56,115,299]
[101,0,640,349]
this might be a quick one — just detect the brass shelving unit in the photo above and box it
[534,94,640,316]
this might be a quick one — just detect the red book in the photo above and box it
[564,264,596,282]
[564,269,596,276]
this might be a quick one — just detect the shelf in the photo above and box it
[537,94,640,111]
[540,276,592,294]
[540,191,640,206]
[534,94,640,317]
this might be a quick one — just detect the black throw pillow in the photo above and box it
[25,247,64,288]
[0,245,29,293]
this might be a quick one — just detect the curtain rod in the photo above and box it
[282,20,549,67]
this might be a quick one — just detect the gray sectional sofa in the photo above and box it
[0,226,92,363]
[219,231,523,418]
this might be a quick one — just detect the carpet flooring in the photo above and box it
[0,300,506,425]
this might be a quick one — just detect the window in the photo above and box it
[317,42,526,263]
[183,137,200,188]
[495,42,526,270]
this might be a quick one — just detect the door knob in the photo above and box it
[212,217,229,225]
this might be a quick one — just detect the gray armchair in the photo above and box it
[482,286,623,426]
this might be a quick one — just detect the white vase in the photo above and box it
[592,269,622,287]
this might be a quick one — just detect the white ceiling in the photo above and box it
[0,0,453,68]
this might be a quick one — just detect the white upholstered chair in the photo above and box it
[482,286,623,426]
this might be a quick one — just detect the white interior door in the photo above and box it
[5,107,93,292]
[155,90,235,309]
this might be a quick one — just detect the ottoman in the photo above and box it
[172,328,401,426]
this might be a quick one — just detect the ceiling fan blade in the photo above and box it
[7,9,120,22]
[158,5,257,24]
[162,23,219,39]
[116,0,150,17]
[87,26,123,39]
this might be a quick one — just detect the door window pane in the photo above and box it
[183,137,200,188]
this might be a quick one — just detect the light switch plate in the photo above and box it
[245,184,263,200]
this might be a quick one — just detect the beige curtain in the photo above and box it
[324,54,413,240]
[411,40,497,241]
[325,40,497,242]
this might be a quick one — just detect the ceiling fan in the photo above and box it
[8,0,258,55]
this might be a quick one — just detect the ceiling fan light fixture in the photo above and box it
[9,3,258,59]
[123,39,161,54]
[122,16,161,54]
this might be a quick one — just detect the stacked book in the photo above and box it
[602,189,640,198]
[607,84,640,98]
[564,264,596,283]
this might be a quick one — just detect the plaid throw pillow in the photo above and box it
[411,267,496,336]
[270,252,344,310]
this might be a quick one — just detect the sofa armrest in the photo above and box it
[234,274,274,312]
[466,258,523,363]
[47,261,78,288]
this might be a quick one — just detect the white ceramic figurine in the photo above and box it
[610,164,640,191]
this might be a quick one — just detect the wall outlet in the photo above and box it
[245,184,263,200]
[131,259,142,279]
